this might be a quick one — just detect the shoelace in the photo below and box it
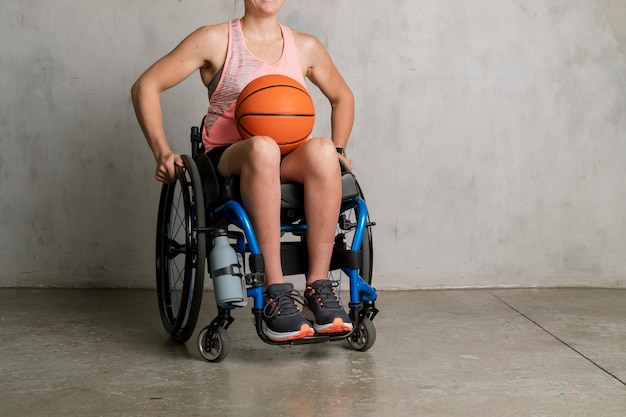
[310,280,342,308]
[263,290,306,319]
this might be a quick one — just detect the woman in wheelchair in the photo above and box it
[132,0,355,342]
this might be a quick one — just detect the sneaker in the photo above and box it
[263,283,314,342]
[304,279,353,334]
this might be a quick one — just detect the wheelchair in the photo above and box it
[154,126,378,362]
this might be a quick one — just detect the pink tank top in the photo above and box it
[202,19,308,151]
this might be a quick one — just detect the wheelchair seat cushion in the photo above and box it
[280,183,304,209]
[282,163,359,208]
[339,170,360,202]
[196,153,361,217]
[195,153,221,204]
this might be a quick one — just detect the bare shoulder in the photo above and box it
[194,22,229,40]
[179,23,229,76]
[291,29,325,55]
[291,29,330,74]
[186,23,229,54]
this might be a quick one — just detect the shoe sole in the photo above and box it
[314,318,353,334]
[263,323,314,342]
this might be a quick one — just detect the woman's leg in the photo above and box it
[280,137,342,282]
[217,136,284,285]
[217,136,313,341]
[281,138,352,334]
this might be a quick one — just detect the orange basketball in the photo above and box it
[235,74,315,155]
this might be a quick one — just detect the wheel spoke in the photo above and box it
[171,190,186,240]
[169,261,184,311]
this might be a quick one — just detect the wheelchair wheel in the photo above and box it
[155,155,206,344]
[347,317,376,352]
[336,182,374,284]
[197,326,230,362]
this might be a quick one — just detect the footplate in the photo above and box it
[252,311,351,346]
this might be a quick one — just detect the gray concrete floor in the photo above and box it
[1,288,625,417]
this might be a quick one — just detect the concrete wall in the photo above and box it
[1,0,625,289]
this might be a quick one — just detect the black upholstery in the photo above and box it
[195,153,360,222]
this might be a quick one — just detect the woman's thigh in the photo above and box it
[280,137,339,183]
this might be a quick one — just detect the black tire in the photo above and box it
[347,317,376,352]
[155,154,206,344]
[197,326,230,362]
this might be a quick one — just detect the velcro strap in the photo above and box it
[213,264,242,278]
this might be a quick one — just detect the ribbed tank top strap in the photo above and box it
[202,19,263,149]
[209,19,264,113]
[269,23,307,88]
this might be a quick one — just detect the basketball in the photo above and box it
[235,74,315,155]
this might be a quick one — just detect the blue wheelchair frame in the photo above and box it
[215,198,377,308]
[209,191,378,340]
[158,126,378,361]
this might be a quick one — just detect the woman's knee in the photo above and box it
[298,137,333,160]
[248,136,281,156]
[302,138,340,173]
[218,136,281,176]
[245,136,282,169]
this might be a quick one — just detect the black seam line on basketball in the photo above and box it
[239,125,254,137]
[235,84,309,112]
[238,131,312,145]
[279,133,312,145]
[237,124,312,145]
[238,113,315,118]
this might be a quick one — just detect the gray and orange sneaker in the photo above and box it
[304,279,353,334]
[263,283,314,342]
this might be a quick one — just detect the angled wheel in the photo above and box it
[347,317,376,352]
[197,326,230,362]
[156,154,206,344]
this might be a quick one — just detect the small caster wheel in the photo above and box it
[197,326,230,362]
[347,317,376,352]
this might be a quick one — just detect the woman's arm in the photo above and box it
[131,24,227,182]
[296,33,355,167]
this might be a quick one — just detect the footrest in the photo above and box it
[253,313,351,346]
[263,333,350,346]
